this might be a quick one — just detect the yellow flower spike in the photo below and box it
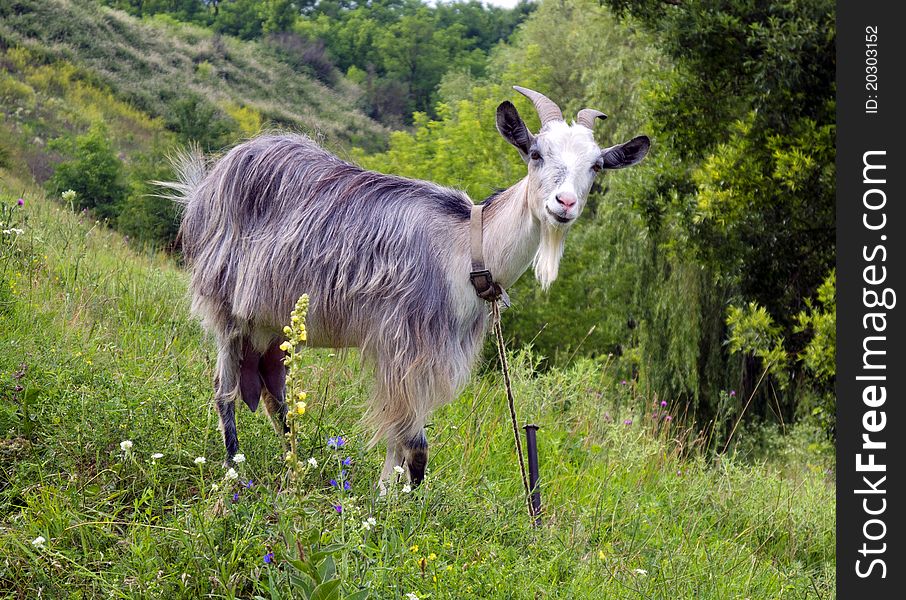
[409,545,419,553]
[295,401,306,415]
[283,326,292,335]
[279,341,292,352]
[297,391,307,400]
[299,331,307,342]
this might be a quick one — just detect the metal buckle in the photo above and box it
[470,269,498,301]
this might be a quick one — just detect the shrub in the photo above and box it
[48,124,128,221]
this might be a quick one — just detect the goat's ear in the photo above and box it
[496,101,534,162]
[601,135,650,170]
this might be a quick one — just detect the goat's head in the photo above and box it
[496,86,650,228]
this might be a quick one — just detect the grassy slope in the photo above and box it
[0,179,835,598]
[0,0,387,153]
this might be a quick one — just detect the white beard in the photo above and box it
[532,220,567,290]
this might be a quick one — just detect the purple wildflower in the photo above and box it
[341,470,347,478]
[264,552,274,564]
[660,400,667,408]
[729,390,736,397]
[333,504,342,514]
[232,492,239,503]
[342,457,352,466]
[620,380,627,386]
[623,419,632,426]
[665,415,673,422]
[330,479,338,488]
[17,198,24,207]
[244,479,254,489]
[344,480,351,491]
[327,436,346,449]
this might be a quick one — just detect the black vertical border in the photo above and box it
[837,1,905,596]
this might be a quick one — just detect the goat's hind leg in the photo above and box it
[403,429,428,486]
[214,334,244,462]
[259,341,289,436]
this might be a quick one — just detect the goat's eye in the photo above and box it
[530,149,542,161]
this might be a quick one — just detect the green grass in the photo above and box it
[0,0,387,153]
[0,186,834,598]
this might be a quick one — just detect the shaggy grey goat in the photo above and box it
[170,87,649,485]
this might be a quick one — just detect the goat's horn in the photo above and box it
[513,85,563,127]
[576,109,607,130]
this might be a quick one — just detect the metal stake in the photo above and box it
[523,424,541,527]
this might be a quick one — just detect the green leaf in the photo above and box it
[310,579,342,600]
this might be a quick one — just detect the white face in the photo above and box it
[525,121,603,227]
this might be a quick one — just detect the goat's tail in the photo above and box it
[151,143,207,206]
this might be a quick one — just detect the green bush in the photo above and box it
[48,124,129,221]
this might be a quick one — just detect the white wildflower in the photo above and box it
[225,467,239,480]
[362,516,377,530]
[151,453,163,460]
[120,440,133,452]
[402,484,412,494]
[31,536,46,548]
[194,456,206,465]
[367,517,376,527]
[405,593,420,600]
[61,189,77,203]
[232,453,246,464]
[2,228,24,235]
[633,568,648,576]
[393,465,405,475]
[307,457,318,468]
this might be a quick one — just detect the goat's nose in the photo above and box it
[556,193,577,209]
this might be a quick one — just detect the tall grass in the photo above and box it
[0,186,834,598]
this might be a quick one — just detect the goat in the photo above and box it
[170,87,649,484]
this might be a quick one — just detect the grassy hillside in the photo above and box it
[0,0,387,152]
[0,181,834,597]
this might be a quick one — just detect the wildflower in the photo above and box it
[295,401,306,415]
[405,594,420,600]
[296,391,307,401]
[660,400,667,407]
[330,479,339,488]
[342,457,352,466]
[232,453,246,464]
[620,380,627,385]
[120,440,133,452]
[263,552,274,564]
[393,465,405,475]
[151,452,163,460]
[17,198,24,207]
[327,436,346,449]
[665,415,673,422]
[279,341,292,352]
[307,457,318,468]
[362,517,377,531]
[244,479,254,488]
[428,553,437,561]
[225,468,239,480]
[402,484,412,493]
[194,456,206,465]
[344,480,351,491]
[623,419,632,426]
[283,326,292,335]
[232,492,240,503]
[333,504,343,514]
[633,568,648,576]
[729,390,737,397]
[31,536,46,548]
[409,545,419,553]
[598,550,606,560]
